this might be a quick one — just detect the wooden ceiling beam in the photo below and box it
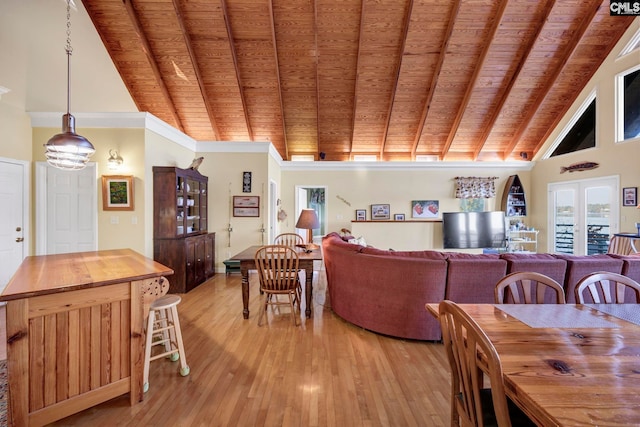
[268,0,289,160]
[378,0,413,160]
[122,0,184,133]
[410,0,461,160]
[220,0,253,141]
[348,0,366,160]
[171,0,221,140]
[502,0,600,160]
[440,0,509,160]
[471,0,556,161]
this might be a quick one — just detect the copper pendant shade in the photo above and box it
[44,0,95,171]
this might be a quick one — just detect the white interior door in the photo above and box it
[0,159,28,292]
[37,162,97,255]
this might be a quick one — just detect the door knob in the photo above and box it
[16,237,24,242]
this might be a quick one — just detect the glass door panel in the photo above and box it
[548,177,619,255]
[552,188,576,254]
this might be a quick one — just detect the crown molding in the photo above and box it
[28,112,196,151]
[280,160,535,171]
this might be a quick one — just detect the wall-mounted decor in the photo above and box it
[412,200,439,218]
[394,214,405,221]
[242,171,252,193]
[623,187,637,207]
[371,204,390,220]
[355,209,366,221]
[233,195,259,217]
[560,161,599,173]
[102,175,134,211]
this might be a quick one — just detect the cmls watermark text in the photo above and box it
[610,1,640,15]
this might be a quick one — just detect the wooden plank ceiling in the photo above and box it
[82,0,635,162]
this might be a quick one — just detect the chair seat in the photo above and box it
[150,294,182,310]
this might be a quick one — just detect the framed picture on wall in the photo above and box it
[355,209,366,221]
[623,187,637,206]
[371,204,390,220]
[102,175,134,211]
[394,214,405,221]
[411,200,439,218]
[233,195,260,217]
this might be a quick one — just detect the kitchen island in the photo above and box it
[0,249,173,426]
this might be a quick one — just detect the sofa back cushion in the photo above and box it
[500,253,567,287]
[554,254,624,303]
[445,253,507,303]
[360,246,446,260]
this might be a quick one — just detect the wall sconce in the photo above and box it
[107,149,123,170]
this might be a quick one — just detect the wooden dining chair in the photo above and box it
[495,272,566,304]
[438,300,535,427]
[273,232,304,247]
[574,271,640,304]
[254,245,302,326]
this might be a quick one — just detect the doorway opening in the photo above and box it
[295,186,327,244]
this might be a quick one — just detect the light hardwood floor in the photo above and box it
[3,270,452,426]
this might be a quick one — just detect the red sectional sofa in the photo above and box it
[322,232,640,341]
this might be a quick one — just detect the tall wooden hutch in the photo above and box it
[153,166,215,293]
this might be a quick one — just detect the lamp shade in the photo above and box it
[296,209,319,229]
[296,209,319,245]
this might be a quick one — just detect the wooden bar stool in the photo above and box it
[143,294,190,392]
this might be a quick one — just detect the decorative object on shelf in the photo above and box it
[356,209,366,221]
[371,204,391,220]
[394,214,405,221]
[623,187,637,207]
[560,161,599,173]
[242,171,252,193]
[454,176,498,198]
[233,195,259,217]
[502,175,527,217]
[187,157,204,171]
[44,0,95,171]
[411,200,439,218]
[107,149,123,170]
[296,209,320,249]
[102,175,134,211]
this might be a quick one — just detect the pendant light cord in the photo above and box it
[66,0,72,115]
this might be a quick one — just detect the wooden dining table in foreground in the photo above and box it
[426,303,640,426]
[230,245,322,319]
[0,249,173,426]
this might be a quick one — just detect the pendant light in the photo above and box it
[44,0,95,170]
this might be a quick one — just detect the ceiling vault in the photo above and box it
[81,0,635,162]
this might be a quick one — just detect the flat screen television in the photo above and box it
[442,211,506,249]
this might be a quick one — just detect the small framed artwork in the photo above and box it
[371,204,390,220]
[242,171,252,193]
[394,214,405,221]
[356,209,367,221]
[102,175,134,211]
[412,200,439,218]
[623,187,637,206]
[233,195,260,217]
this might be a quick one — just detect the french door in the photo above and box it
[547,176,619,255]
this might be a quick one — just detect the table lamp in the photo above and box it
[296,209,320,250]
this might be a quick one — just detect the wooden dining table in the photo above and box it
[229,245,323,319]
[426,303,640,426]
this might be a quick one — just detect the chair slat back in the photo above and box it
[273,233,304,247]
[607,235,634,255]
[495,272,566,304]
[575,272,640,304]
[254,245,300,293]
[439,300,513,427]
